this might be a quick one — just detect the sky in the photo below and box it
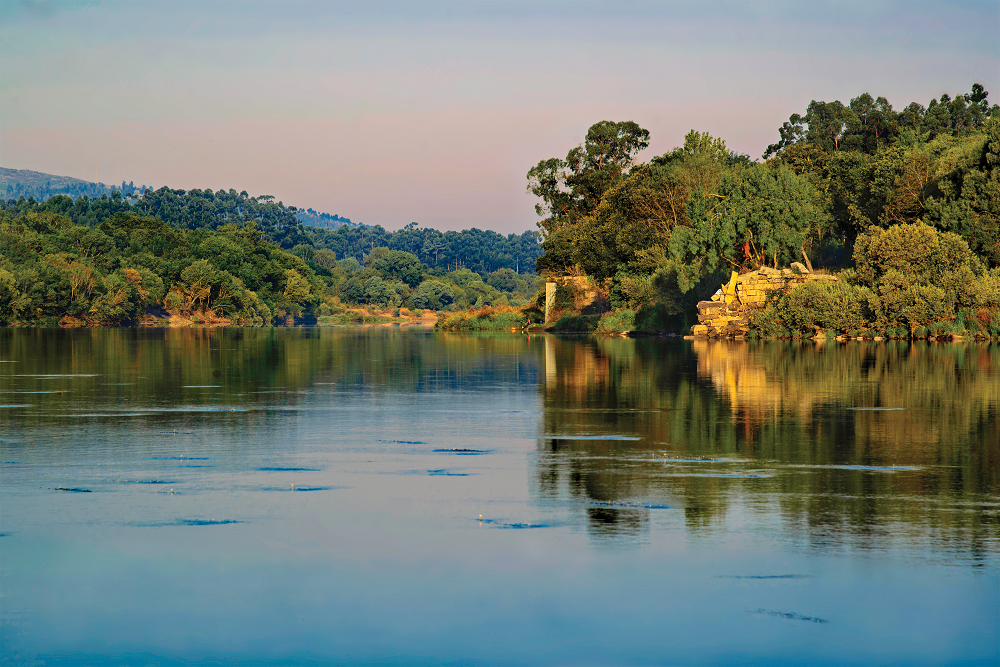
[1,0,998,234]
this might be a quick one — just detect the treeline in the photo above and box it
[1,168,151,202]
[295,208,358,229]
[0,188,543,275]
[0,209,541,326]
[304,223,542,276]
[529,84,1000,336]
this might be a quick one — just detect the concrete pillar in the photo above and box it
[544,282,556,323]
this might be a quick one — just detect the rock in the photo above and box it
[690,266,839,339]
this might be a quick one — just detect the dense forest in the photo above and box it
[0,167,151,202]
[0,186,542,325]
[0,187,542,276]
[0,208,541,326]
[529,84,1000,337]
[295,208,358,229]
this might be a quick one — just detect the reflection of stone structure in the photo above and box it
[692,339,777,415]
[691,339,948,457]
[691,264,837,338]
[544,336,609,394]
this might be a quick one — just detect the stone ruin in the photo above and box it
[691,262,837,339]
[544,276,604,322]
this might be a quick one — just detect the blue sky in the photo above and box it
[1,0,998,233]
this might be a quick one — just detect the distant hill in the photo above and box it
[1,167,149,201]
[2,167,363,232]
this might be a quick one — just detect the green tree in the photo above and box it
[669,163,825,290]
[527,120,650,234]
[370,248,423,287]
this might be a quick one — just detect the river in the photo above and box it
[1,327,997,665]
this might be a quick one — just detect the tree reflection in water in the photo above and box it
[535,335,999,562]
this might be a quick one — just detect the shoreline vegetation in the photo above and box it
[517,84,1000,342]
[3,84,998,340]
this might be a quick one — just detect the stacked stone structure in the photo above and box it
[691,263,837,339]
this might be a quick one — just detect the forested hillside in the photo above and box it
[0,208,541,326]
[0,167,150,202]
[0,187,542,275]
[529,84,1000,337]
[295,208,358,229]
[0,185,542,325]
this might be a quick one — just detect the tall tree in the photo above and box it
[527,120,650,235]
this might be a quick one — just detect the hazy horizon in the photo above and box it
[1,0,998,233]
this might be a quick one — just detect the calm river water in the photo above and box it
[1,327,997,666]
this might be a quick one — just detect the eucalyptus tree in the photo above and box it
[526,120,650,235]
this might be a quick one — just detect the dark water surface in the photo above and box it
[1,328,997,666]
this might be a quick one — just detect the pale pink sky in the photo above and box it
[1,0,998,233]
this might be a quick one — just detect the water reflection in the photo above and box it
[537,335,999,562]
[1,328,997,664]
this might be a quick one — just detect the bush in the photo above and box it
[777,280,871,333]
[749,305,783,339]
[410,280,455,310]
[550,314,599,332]
[434,305,527,331]
[634,302,685,333]
[596,309,636,333]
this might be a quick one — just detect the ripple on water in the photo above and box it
[260,485,342,492]
[718,575,812,580]
[788,464,920,472]
[13,374,98,378]
[546,434,642,441]
[177,519,242,526]
[585,500,670,509]
[151,456,209,460]
[434,448,491,455]
[476,518,551,529]
[750,608,829,623]
[117,479,174,485]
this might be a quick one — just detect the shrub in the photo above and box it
[749,305,783,339]
[776,280,871,333]
[550,314,599,332]
[434,305,527,331]
[596,309,636,333]
[410,280,455,310]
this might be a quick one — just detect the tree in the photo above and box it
[370,248,423,287]
[527,120,650,234]
[669,163,825,290]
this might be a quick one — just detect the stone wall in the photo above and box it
[544,276,603,322]
[690,263,837,339]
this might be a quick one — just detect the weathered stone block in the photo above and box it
[698,301,726,312]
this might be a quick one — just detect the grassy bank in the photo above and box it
[435,306,528,331]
